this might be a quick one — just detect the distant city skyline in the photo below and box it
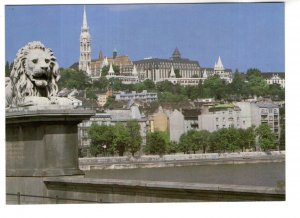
[5,3,284,72]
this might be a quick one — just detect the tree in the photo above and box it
[198,130,211,153]
[113,123,130,156]
[238,127,256,151]
[145,131,168,155]
[5,61,11,77]
[58,68,91,90]
[203,75,228,100]
[255,124,276,151]
[229,72,249,98]
[127,120,142,156]
[174,69,181,78]
[88,124,115,157]
[143,79,156,91]
[166,141,179,154]
[246,68,268,97]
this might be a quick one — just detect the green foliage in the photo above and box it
[178,130,211,154]
[101,64,120,77]
[174,69,181,78]
[246,68,268,97]
[58,68,91,90]
[104,96,115,109]
[255,124,276,151]
[88,121,143,157]
[158,92,188,102]
[127,120,142,156]
[113,123,130,156]
[166,141,179,154]
[145,131,169,155]
[237,127,256,151]
[93,77,109,92]
[5,61,12,77]
[203,75,228,100]
[88,124,114,156]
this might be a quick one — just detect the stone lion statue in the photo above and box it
[6,41,72,108]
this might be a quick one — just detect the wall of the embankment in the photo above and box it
[79,151,285,170]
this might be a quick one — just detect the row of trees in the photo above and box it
[88,120,142,157]
[56,68,284,103]
[144,124,278,156]
[88,122,279,157]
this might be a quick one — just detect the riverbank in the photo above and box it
[79,151,285,170]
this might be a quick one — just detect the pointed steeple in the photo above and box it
[79,5,91,74]
[214,56,224,71]
[170,66,176,78]
[172,47,181,60]
[102,57,109,67]
[82,5,88,30]
[132,65,138,76]
[108,63,115,76]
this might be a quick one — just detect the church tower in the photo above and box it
[79,6,91,75]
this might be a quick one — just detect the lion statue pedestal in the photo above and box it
[6,42,95,204]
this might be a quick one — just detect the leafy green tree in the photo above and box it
[178,132,191,154]
[238,127,256,151]
[143,79,156,91]
[127,120,142,156]
[246,68,268,97]
[210,128,240,152]
[166,141,179,154]
[267,84,285,101]
[113,123,130,156]
[58,68,91,90]
[174,69,181,78]
[5,61,11,77]
[93,77,109,92]
[229,72,249,98]
[203,75,227,100]
[255,124,276,151]
[145,131,169,155]
[88,124,114,157]
[158,92,188,102]
[198,130,211,153]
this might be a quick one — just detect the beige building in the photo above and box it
[149,107,169,133]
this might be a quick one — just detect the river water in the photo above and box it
[84,161,285,187]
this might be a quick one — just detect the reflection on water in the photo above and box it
[85,162,285,187]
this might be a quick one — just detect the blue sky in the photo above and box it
[5,3,284,72]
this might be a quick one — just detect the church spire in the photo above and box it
[79,5,91,74]
[214,56,224,71]
[82,5,88,30]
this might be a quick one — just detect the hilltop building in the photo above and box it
[105,63,139,84]
[201,56,233,83]
[262,73,285,88]
[134,48,202,83]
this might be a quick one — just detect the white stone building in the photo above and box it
[169,109,185,142]
[79,6,91,75]
[251,102,280,141]
[263,73,285,88]
[106,63,139,84]
[198,104,243,132]
[198,101,280,142]
[201,56,233,83]
[115,90,158,103]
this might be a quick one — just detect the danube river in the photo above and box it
[84,161,285,188]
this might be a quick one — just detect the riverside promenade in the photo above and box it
[79,151,285,170]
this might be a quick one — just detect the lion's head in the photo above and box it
[10,41,60,106]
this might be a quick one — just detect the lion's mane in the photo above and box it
[10,41,60,106]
